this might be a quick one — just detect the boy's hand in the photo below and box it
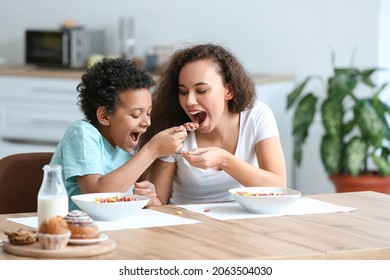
[134,181,160,207]
[149,126,187,157]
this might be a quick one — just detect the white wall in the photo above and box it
[379,0,390,102]
[0,0,385,195]
[0,0,380,79]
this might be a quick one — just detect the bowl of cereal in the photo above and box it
[71,193,149,221]
[229,187,301,214]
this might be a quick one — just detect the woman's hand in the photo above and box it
[181,147,226,170]
[134,180,161,207]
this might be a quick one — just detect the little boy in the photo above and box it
[50,58,186,210]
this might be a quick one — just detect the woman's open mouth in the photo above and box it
[190,110,207,127]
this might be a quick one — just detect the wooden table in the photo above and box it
[1,191,389,260]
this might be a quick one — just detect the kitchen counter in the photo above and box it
[0,65,293,84]
[0,65,84,80]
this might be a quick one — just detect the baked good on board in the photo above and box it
[64,210,100,239]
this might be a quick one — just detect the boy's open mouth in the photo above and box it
[130,132,140,142]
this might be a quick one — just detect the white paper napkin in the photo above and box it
[7,209,200,231]
[178,198,357,220]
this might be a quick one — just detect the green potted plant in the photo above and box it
[287,56,390,193]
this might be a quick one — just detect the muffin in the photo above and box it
[38,215,71,250]
[64,210,100,239]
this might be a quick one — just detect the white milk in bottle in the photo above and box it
[37,164,68,227]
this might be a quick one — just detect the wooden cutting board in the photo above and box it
[3,238,115,258]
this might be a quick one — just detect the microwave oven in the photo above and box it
[25,28,105,69]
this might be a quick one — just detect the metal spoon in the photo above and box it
[183,122,199,131]
[174,151,204,156]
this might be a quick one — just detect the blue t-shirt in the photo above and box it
[50,120,132,210]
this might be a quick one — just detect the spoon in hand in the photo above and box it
[175,122,199,154]
[183,122,199,131]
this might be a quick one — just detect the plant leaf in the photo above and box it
[291,93,318,165]
[370,97,390,138]
[334,67,358,76]
[344,137,367,176]
[343,119,355,135]
[293,143,303,166]
[287,77,310,110]
[321,98,344,136]
[321,134,342,174]
[354,100,386,148]
[328,69,358,99]
[371,154,390,175]
[373,82,388,99]
[359,68,381,88]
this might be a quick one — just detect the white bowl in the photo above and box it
[71,192,149,221]
[229,187,301,214]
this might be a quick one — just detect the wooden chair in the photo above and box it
[0,152,53,214]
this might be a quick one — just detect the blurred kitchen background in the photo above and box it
[0,0,389,195]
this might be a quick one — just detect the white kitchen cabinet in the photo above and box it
[0,76,83,143]
[0,139,56,159]
[0,75,83,158]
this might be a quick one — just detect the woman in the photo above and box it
[136,43,286,205]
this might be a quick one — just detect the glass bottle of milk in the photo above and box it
[37,164,68,228]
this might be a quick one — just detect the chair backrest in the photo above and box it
[0,152,53,214]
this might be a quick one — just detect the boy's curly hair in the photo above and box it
[77,57,155,127]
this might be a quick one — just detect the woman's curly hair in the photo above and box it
[140,43,255,147]
[77,57,155,127]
